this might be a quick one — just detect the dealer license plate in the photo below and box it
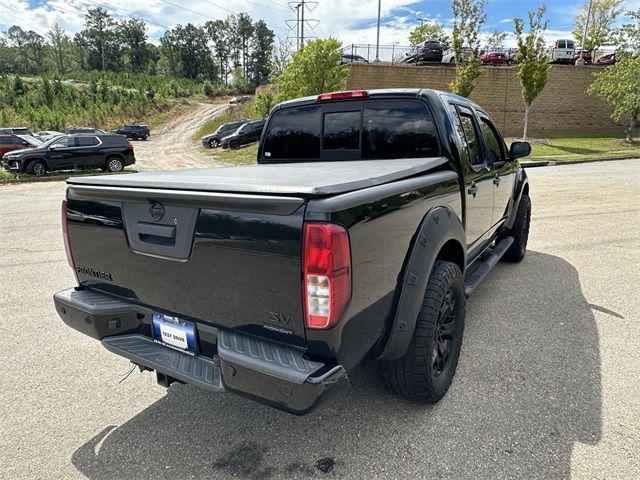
[152,313,196,354]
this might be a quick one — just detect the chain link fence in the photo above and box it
[341,44,415,65]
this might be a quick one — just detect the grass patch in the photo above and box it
[210,144,259,165]
[518,134,640,162]
[0,168,137,184]
[193,102,258,141]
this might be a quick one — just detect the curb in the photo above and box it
[522,156,639,168]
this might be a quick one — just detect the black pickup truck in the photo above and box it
[54,89,531,414]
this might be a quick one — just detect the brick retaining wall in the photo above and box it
[346,63,624,136]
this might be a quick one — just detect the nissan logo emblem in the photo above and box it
[149,202,165,221]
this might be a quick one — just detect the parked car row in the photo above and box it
[400,39,617,67]
[1,132,136,176]
[201,118,266,150]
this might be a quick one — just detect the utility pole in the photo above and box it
[577,0,594,65]
[375,0,381,62]
[301,0,305,47]
[287,1,319,50]
[418,18,429,26]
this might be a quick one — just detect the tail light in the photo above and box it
[302,223,351,329]
[317,90,368,102]
[61,199,76,273]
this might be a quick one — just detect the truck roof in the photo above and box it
[67,157,448,196]
[274,88,482,112]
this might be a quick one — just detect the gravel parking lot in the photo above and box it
[1,160,638,479]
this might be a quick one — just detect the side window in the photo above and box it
[362,100,439,159]
[262,105,320,160]
[51,137,72,148]
[76,136,99,147]
[558,40,565,49]
[456,109,482,166]
[0,138,9,145]
[323,111,360,150]
[479,117,505,164]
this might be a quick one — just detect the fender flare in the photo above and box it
[504,167,529,230]
[378,206,466,361]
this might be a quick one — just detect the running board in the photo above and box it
[464,236,514,297]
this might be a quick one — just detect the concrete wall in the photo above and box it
[345,63,623,137]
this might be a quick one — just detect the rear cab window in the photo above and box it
[261,98,440,162]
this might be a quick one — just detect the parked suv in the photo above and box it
[403,41,444,64]
[221,118,266,149]
[111,124,150,140]
[201,119,249,148]
[0,127,34,136]
[65,127,107,135]
[2,134,135,175]
[0,134,39,156]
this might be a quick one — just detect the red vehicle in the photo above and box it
[594,53,616,66]
[480,51,508,65]
[0,134,37,157]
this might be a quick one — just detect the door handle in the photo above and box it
[493,176,501,186]
[467,184,478,197]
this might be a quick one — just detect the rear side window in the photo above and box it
[76,136,99,147]
[323,111,360,150]
[262,105,320,159]
[362,100,439,159]
[0,138,9,145]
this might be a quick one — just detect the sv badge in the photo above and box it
[269,312,291,325]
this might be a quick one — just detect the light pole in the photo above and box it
[375,0,381,62]
[577,0,594,65]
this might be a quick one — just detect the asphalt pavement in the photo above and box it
[0,160,638,479]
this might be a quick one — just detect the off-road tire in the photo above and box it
[501,194,531,262]
[379,260,466,403]
[106,157,124,173]
[27,160,46,176]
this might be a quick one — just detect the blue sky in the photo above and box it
[0,0,637,47]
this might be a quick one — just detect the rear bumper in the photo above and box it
[53,287,348,414]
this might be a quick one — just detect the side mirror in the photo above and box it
[509,141,531,159]
[22,141,29,146]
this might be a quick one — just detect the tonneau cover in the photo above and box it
[67,157,449,196]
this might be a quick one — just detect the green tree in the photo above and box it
[588,55,640,142]
[572,0,624,55]
[76,7,120,71]
[514,6,551,141]
[408,22,451,50]
[486,29,508,50]
[450,0,487,97]
[253,87,276,117]
[118,18,152,72]
[205,19,231,84]
[270,36,293,77]
[48,24,73,74]
[612,9,640,55]
[250,20,275,85]
[275,38,348,102]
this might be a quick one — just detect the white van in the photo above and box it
[548,39,575,64]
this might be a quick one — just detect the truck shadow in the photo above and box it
[71,251,601,479]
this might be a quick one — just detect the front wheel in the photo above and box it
[106,157,124,172]
[229,141,239,150]
[209,139,219,148]
[28,160,46,176]
[501,194,531,262]
[379,260,466,403]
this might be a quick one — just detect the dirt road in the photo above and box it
[133,102,227,171]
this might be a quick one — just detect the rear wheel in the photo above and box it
[501,194,531,262]
[106,157,124,173]
[28,160,46,176]
[379,260,466,403]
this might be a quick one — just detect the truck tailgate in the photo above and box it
[65,184,308,346]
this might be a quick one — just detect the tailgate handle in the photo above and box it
[137,222,176,246]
